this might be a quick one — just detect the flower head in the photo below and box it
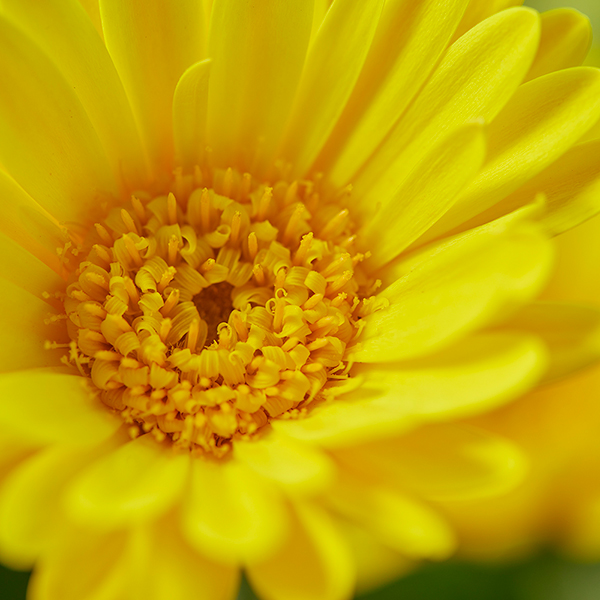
[1,1,600,599]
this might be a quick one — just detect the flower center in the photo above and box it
[60,166,379,456]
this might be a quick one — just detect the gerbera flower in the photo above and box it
[0,1,600,599]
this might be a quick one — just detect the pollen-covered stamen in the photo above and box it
[59,166,383,456]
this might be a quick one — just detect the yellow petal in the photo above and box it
[352,226,552,363]
[100,0,206,175]
[351,8,539,202]
[206,0,313,174]
[334,423,528,501]
[507,302,600,383]
[0,370,120,446]
[361,122,486,270]
[0,278,67,373]
[182,458,288,564]
[173,59,211,170]
[525,9,592,82]
[145,517,239,600]
[320,0,469,186]
[427,66,600,240]
[247,502,354,600]
[77,0,103,39]
[0,232,63,300]
[234,429,335,495]
[280,0,385,179]
[336,520,414,596]
[28,528,128,600]
[0,17,117,223]
[65,435,189,527]
[0,446,95,568]
[326,475,456,559]
[452,0,523,41]
[1,0,150,188]
[513,139,600,236]
[274,331,545,447]
[0,168,65,275]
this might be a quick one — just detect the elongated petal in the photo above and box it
[1,0,150,188]
[508,302,600,383]
[0,17,117,223]
[452,0,523,41]
[247,502,354,600]
[326,476,456,559]
[362,122,485,269]
[351,8,539,201]
[0,233,63,300]
[207,0,313,174]
[77,0,103,38]
[0,278,66,373]
[280,0,384,179]
[182,458,288,564]
[321,0,469,185]
[28,529,128,600]
[0,171,64,274]
[274,331,546,446]
[333,424,528,501]
[338,520,413,596]
[0,446,94,568]
[100,0,206,175]
[463,138,600,236]
[234,430,335,495]
[426,67,600,240]
[65,435,189,527]
[0,371,120,446]
[144,518,239,600]
[173,60,211,169]
[525,9,592,82]
[352,226,552,363]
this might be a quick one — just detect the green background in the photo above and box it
[2,0,600,598]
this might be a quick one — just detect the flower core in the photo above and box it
[60,167,379,455]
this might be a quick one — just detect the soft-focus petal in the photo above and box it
[274,331,546,446]
[352,226,552,363]
[65,435,189,527]
[247,502,354,600]
[182,458,288,565]
[326,475,457,559]
[507,302,600,383]
[234,429,335,495]
[333,424,529,501]
[28,529,128,600]
[0,446,96,568]
[0,370,121,446]
[144,517,239,600]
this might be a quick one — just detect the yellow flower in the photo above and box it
[0,1,599,599]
